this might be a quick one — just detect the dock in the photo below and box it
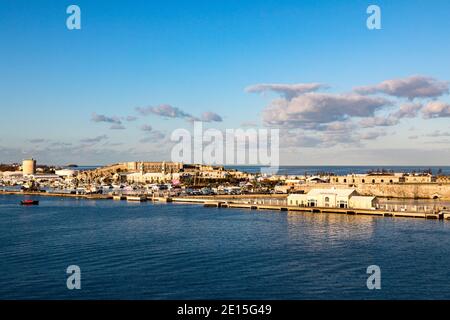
[171,197,445,220]
[0,190,446,220]
[0,190,112,200]
[126,196,147,202]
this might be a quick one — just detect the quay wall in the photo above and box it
[295,183,450,200]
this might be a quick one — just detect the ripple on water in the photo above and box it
[1,194,450,299]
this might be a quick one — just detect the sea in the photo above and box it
[227,165,450,176]
[71,165,450,176]
[1,194,450,299]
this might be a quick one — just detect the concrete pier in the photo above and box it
[173,197,443,220]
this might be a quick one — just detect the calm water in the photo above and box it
[227,165,450,176]
[71,165,450,175]
[1,194,450,300]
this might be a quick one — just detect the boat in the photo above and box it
[20,200,39,206]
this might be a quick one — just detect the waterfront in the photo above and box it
[1,194,450,299]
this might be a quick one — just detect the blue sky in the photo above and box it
[1,0,449,165]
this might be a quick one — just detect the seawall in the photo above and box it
[294,183,450,200]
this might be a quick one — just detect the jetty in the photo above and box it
[169,197,445,220]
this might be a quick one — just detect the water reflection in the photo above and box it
[286,212,376,251]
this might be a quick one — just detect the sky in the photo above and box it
[0,0,449,166]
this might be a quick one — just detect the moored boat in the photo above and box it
[20,200,39,206]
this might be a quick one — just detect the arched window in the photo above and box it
[372,179,375,183]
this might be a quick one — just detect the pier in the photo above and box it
[169,197,445,220]
[1,189,447,220]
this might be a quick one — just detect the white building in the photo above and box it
[55,169,77,177]
[125,172,182,184]
[288,188,377,209]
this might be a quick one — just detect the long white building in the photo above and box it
[288,188,377,209]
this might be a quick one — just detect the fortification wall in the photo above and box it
[295,183,450,200]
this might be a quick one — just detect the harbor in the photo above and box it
[2,188,449,221]
[1,159,450,222]
[2,191,450,300]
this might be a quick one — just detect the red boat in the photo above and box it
[20,200,39,206]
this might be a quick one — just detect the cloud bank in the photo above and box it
[354,75,449,100]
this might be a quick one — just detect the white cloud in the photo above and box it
[262,93,392,127]
[246,82,328,100]
[422,101,450,118]
[392,102,423,119]
[359,116,399,128]
[80,135,108,144]
[136,104,197,121]
[354,75,449,100]
[91,113,122,124]
[200,111,223,122]
[110,124,126,130]
[140,124,153,132]
[359,131,388,140]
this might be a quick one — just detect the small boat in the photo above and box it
[20,200,39,206]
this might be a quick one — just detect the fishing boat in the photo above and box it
[20,200,39,206]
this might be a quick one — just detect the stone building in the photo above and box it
[287,188,377,209]
[331,173,404,184]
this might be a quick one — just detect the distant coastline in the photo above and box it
[55,165,450,176]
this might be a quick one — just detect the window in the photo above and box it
[325,197,330,202]
[372,179,375,183]
[344,179,347,183]
[362,179,365,183]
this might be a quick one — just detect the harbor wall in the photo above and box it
[295,183,450,200]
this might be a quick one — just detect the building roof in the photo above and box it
[349,195,376,201]
[307,188,356,197]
